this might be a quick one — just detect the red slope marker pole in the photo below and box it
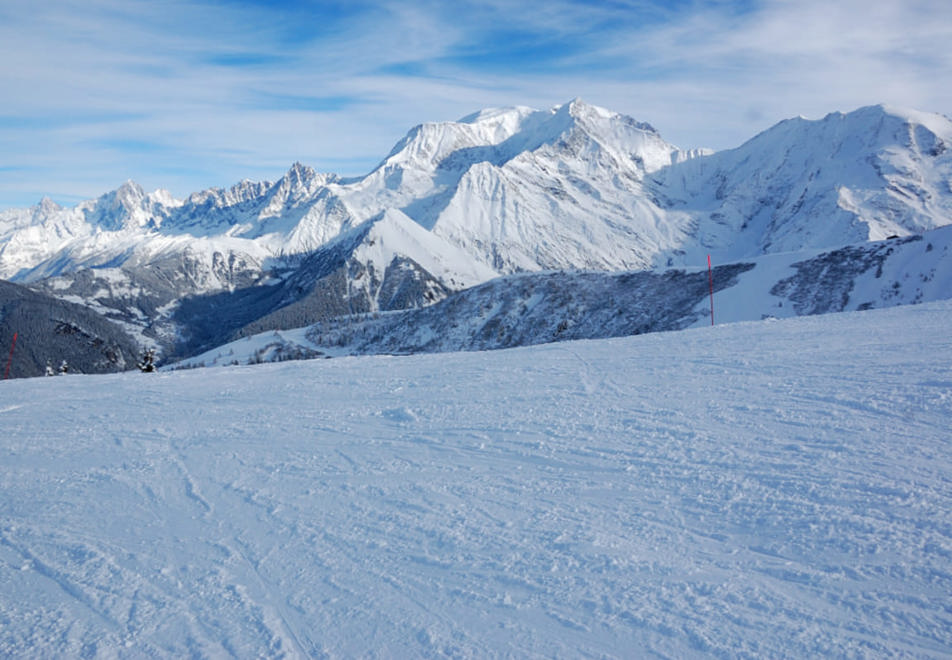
[707,255,715,326]
[4,332,17,380]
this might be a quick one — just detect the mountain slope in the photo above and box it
[3,301,951,656]
[177,225,952,368]
[655,104,952,264]
[167,209,497,358]
[0,279,142,378]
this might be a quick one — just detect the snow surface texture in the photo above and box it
[2,302,951,657]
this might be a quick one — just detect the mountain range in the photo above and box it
[1,99,950,375]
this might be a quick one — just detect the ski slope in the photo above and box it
[1,303,951,657]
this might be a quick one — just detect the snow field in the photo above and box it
[1,302,951,657]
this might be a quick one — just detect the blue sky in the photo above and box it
[1,0,950,209]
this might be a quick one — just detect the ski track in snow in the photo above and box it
[1,303,952,657]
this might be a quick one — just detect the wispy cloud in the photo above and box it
[0,0,950,209]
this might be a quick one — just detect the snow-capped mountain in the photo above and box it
[4,101,951,284]
[362,97,705,272]
[0,99,700,283]
[655,104,952,263]
[2,99,952,366]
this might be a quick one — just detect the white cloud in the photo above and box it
[0,0,950,208]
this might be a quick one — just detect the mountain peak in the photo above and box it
[287,161,316,180]
[29,196,63,223]
[102,180,147,212]
[117,179,145,195]
[550,98,662,143]
[863,104,952,139]
[751,103,952,155]
[457,104,536,126]
[280,161,337,191]
[561,97,611,119]
[37,196,61,213]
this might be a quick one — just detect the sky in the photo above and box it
[1,0,950,210]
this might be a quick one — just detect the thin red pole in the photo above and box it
[4,332,17,380]
[707,255,715,326]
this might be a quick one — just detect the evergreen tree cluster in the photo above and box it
[0,279,141,379]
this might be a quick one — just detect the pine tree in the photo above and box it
[58,360,69,375]
[45,360,55,376]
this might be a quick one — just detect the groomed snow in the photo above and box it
[1,303,951,657]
